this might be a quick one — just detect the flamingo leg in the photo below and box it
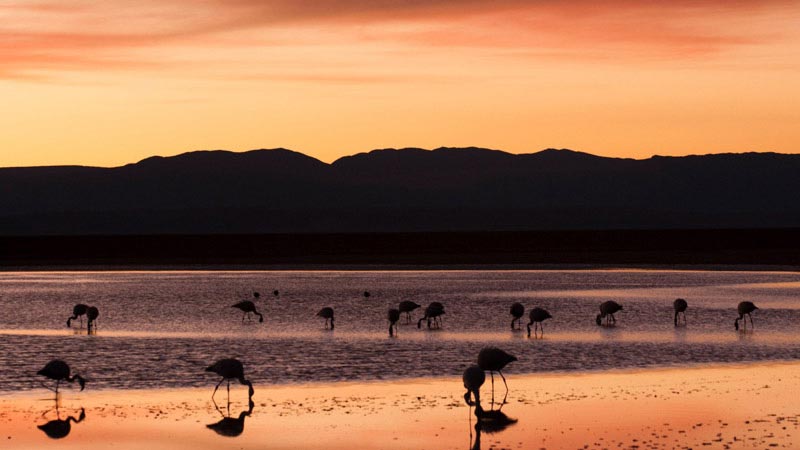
[227,380,230,401]
[489,372,495,409]
[212,378,224,398]
[749,313,754,328]
[499,371,509,405]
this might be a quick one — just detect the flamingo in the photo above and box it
[510,303,524,330]
[735,301,759,331]
[363,291,371,298]
[86,306,99,332]
[462,365,486,415]
[388,308,400,337]
[66,304,88,328]
[477,347,517,408]
[37,360,86,395]
[205,358,254,400]
[231,292,263,323]
[398,301,421,323]
[673,298,688,326]
[273,290,280,297]
[527,307,552,337]
[417,302,445,329]
[596,300,623,326]
[317,307,335,330]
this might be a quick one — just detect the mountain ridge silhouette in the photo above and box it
[1,147,799,234]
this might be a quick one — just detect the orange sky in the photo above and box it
[1,0,799,167]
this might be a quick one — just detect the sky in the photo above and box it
[1,0,799,168]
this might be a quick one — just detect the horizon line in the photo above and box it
[1,146,793,171]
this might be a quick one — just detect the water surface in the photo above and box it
[2,269,800,392]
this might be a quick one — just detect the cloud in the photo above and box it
[0,0,797,79]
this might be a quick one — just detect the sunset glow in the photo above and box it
[2,0,799,167]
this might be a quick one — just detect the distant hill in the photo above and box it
[1,147,799,234]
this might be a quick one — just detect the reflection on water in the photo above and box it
[469,408,517,450]
[3,363,800,450]
[207,399,254,437]
[37,404,85,439]
[1,270,800,392]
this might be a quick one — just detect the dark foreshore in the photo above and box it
[1,228,799,270]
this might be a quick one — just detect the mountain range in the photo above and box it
[2,147,799,235]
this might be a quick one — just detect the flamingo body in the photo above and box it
[510,303,524,330]
[673,298,688,326]
[398,301,421,323]
[417,302,445,329]
[66,304,89,328]
[86,306,99,331]
[317,307,335,330]
[477,347,517,407]
[527,307,552,337]
[232,300,263,323]
[596,301,623,326]
[37,360,86,393]
[735,301,759,330]
[205,358,254,398]
[388,308,400,337]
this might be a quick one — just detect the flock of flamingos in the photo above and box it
[36,292,760,420]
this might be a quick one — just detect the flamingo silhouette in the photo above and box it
[398,301,421,323]
[470,408,517,450]
[86,306,99,332]
[527,307,552,337]
[363,291,371,298]
[510,303,524,330]
[596,301,623,326]
[673,298,688,326]
[66,304,88,328]
[462,365,486,414]
[205,358,254,400]
[388,308,400,337]
[37,407,86,439]
[207,399,254,437]
[231,292,263,323]
[477,347,517,408]
[735,301,759,331]
[417,302,445,329]
[317,307,335,330]
[37,360,86,395]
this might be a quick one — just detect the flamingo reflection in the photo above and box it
[207,398,255,437]
[37,405,86,439]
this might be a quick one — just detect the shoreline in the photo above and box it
[3,229,800,270]
[2,263,800,272]
[2,359,798,399]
